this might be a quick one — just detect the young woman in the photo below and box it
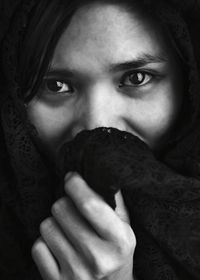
[1,0,200,279]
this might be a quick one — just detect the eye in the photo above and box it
[120,71,153,87]
[43,79,74,95]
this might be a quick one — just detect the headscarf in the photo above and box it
[1,0,200,279]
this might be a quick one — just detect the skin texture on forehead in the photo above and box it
[62,3,138,48]
[52,2,168,73]
[27,2,184,159]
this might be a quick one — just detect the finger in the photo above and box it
[64,172,126,241]
[31,237,60,280]
[51,196,106,257]
[51,197,135,278]
[115,191,130,224]
[40,217,75,266]
[39,217,95,280]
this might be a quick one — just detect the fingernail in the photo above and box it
[64,171,73,181]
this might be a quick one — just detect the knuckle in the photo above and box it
[116,228,136,256]
[39,217,55,236]
[92,258,115,279]
[81,197,100,214]
[89,250,117,279]
[129,230,137,249]
[125,228,136,251]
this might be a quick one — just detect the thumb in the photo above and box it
[115,191,131,224]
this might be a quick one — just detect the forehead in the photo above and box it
[51,2,170,72]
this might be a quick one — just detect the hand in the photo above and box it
[32,172,136,280]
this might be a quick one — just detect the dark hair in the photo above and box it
[19,0,186,103]
[19,0,77,102]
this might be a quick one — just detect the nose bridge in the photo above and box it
[79,84,116,130]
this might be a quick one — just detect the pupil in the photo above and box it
[130,73,144,84]
[47,80,63,91]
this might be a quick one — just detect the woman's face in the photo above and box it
[27,2,183,158]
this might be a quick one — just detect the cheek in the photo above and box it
[127,88,182,149]
[27,101,73,154]
[146,98,182,149]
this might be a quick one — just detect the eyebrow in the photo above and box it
[109,53,168,72]
[46,53,168,77]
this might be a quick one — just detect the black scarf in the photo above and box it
[1,0,200,279]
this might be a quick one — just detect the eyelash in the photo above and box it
[41,70,156,96]
[42,79,74,95]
